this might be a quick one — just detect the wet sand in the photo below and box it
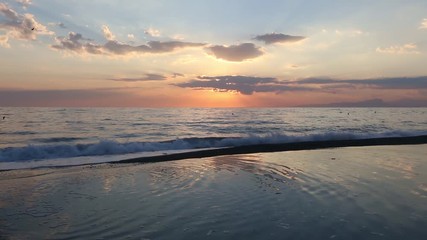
[1,144,427,239]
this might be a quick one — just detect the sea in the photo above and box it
[1,107,427,239]
[0,107,426,169]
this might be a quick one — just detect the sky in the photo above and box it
[1,0,427,107]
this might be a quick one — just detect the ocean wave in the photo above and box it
[0,131,37,136]
[34,137,86,143]
[1,130,426,163]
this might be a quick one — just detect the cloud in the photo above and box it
[253,33,306,45]
[0,34,9,47]
[304,98,427,107]
[51,32,103,54]
[295,76,427,89]
[51,31,206,56]
[0,3,52,47]
[48,22,67,28]
[0,88,141,107]
[206,43,263,62]
[334,29,365,37]
[174,75,311,95]
[58,22,66,29]
[144,27,160,37]
[376,43,420,54]
[102,25,115,40]
[103,40,205,55]
[17,0,31,9]
[420,19,427,29]
[145,41,206,53]
[109,74,167,82]
[0,3,19,20]
[172,73,184,78]
[174,75,427,95]
[127,34,135,39]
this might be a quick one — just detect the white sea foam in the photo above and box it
[1,130,426,170]
[0,148,214,170]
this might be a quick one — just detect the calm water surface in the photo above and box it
[1,144,426,239]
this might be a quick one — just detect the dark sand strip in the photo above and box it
[113,135,427,164]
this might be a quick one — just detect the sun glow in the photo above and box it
[200,89,242,107]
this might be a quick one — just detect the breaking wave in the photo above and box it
[1,130,426,163]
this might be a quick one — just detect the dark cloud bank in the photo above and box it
[174,75,310,95]
[1,76,427,107]
[304,98,427,107]
[295,76,427,89]
[175,75,427,95]
[173,75,427,106]
[175,76,427,95]
[253,33,306,45]
[0,88,128,107]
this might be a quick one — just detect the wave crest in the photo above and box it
[1,130,426,162]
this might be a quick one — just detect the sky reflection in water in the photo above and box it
[0,144,426,239]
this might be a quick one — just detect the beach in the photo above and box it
[1,0,427,238]
[1,144,426,239]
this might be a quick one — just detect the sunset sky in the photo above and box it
[1,0,427,107]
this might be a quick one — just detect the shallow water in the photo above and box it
[1,144,426,239]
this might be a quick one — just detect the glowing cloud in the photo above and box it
[206,43,263,62]
[253,33,306,45]
[420,19,427,29]
[0,34,9,48]
[144,27,161,37]
[0,3,52,47]
[102,25,115,40]
[376,43,420,54]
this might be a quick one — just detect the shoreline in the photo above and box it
[1,135,426,171]
[113,134,427,164]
